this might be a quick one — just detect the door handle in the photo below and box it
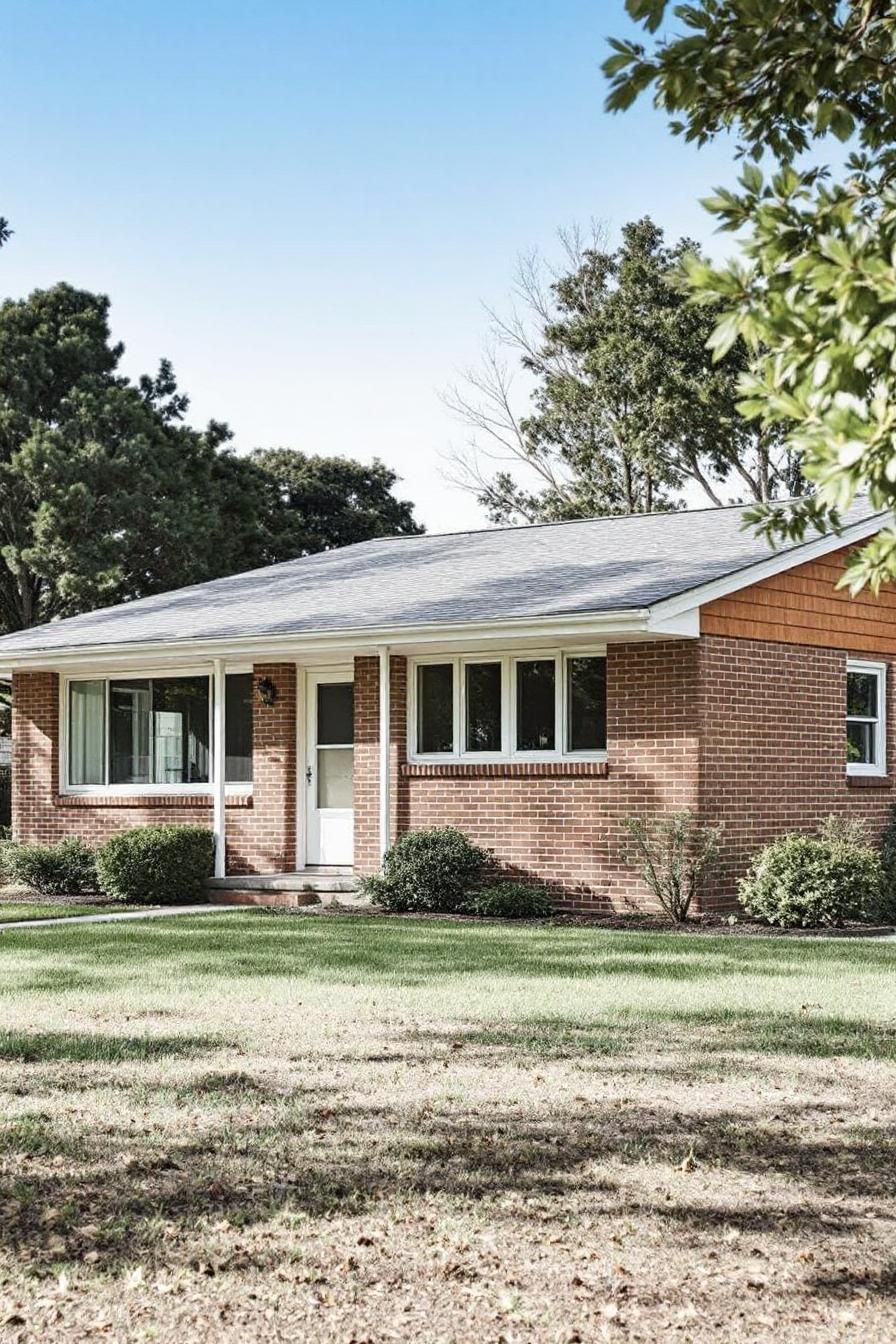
[305,766,313,784]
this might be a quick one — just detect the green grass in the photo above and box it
[0,913,894,1340]
[0,902,134,922]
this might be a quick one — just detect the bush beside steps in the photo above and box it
[5,825,214,906]
[360,827,554,919]
[96,825,214,905]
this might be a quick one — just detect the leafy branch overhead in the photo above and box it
[605,0,896,592]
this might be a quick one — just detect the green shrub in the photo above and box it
[0,835,16,882]
[876,805,896,923]
[360,827,488,913]
[739,817,882,928]
[463,881,553,920]
[95,824,214,905]
[622,811,721,923]
[6,838,97,897]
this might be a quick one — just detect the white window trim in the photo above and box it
[407,648,608,764]
[846,658,887,778]
[59,665,254,796]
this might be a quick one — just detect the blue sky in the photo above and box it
[2,0,740,531]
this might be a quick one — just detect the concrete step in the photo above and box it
[207,872,359,894]
[207,870,368,909]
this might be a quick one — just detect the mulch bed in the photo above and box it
[554,911,895,937]
[262,903,895,937]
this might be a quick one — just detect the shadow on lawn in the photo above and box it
[3,915,894,990]
[0,1089,889,1278]
[406,1007,896,1064]
[0,1030,226,1064]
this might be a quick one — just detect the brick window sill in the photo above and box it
[846,775,892,789]
[54,794,254,809]
[401,761,610,779]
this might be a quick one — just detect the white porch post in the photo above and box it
[378,645,391,862]
[212,658,226,878]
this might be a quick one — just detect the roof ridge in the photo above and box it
[371,493,866,545]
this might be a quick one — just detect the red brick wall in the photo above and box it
[697,636,895,906]
[353,655,379,874]
[354,643,701,912]
[12,663,297,876]
[15,631,895,911]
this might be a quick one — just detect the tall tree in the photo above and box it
[0,284,264,629]
[0,219,11,249]
[445,217,799,524]
[0,283,422,631]
[251,449,421,557]
[605,0,896,591]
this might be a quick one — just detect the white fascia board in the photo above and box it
[647,513,887,624]
[646,607,701,638]
[0,607,655,675]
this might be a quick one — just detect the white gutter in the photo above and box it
[378,645,391,862]
[1,514,881,678]
[0,608,656,675]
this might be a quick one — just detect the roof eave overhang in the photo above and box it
[648,511,887,624]
[0,511,883,677]
[0,605,704,676]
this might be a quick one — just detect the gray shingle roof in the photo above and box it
[0,499,883,656]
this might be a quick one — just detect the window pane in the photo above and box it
[847,721,875,766]
[847,671,878,719]
[465,662,501,753]
[152,677,210,784]
[417,663,454,754]
[317,748,353,808]
[109,681,151,784]
[225,673,253,783]
[69,681,105,786]
[567,656,607,752]
[516,660,555,751]
[317,683,354,745]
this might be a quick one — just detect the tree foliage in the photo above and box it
[605,0,896,591]
[251,448,421,558]
[0,283,421,631]
[0,219,11,249]
[446,216,800,524]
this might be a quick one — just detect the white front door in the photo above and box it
[305,672,354,866]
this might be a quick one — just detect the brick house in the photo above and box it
[0,501,893,912]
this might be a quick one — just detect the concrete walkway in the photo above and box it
[0,904,258,932]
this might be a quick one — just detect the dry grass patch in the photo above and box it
[0,914,894,1341]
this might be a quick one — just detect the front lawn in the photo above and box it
[0,914,894,1341]
[0,903,133,922]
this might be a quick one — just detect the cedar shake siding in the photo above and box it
[702,544,896,653]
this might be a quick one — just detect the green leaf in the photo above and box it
[624,0,668,33]
[706,312,742,361]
